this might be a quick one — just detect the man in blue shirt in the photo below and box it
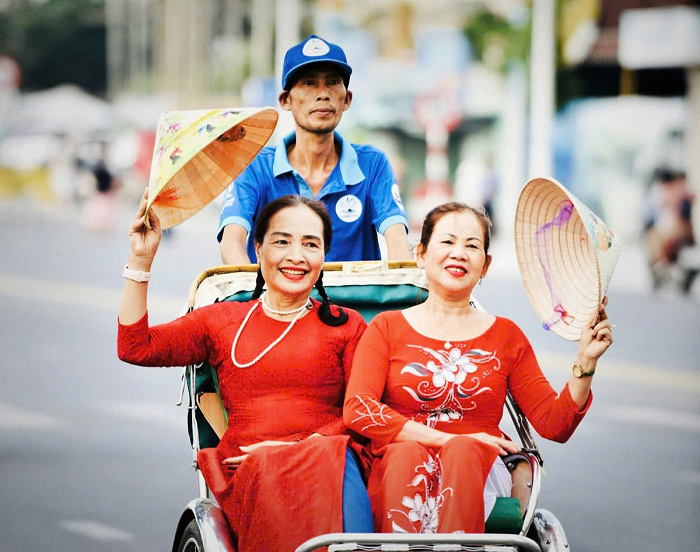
[218,35,412,263]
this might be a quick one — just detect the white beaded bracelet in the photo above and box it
[123,264,151,283]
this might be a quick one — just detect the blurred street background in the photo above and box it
[1,0,699,551]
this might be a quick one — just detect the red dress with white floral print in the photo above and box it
[344,311,591,534]
[118,299,367,551]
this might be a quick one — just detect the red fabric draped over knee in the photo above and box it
[197,435,350,551]
[437,435,500,533]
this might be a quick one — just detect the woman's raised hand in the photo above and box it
[128,187,162,270]
[578,296,614,362]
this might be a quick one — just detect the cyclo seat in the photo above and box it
[179,261,545,546]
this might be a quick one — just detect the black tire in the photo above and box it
[177,520,204,552]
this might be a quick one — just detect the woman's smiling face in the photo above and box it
[255,205,325,302]
[417,211,491,299]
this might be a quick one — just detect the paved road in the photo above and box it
[1,199,698,551]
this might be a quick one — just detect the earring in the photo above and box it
[478,277,484,285]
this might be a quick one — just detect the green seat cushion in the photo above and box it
[485,497,523,534]
[222,285,428,323]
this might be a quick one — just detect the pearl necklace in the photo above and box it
[261,292,312,315]
[231,299,311,368]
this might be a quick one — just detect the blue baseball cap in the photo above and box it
[281,35,352,90]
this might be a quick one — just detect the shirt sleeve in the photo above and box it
[344,314,411,454]
[367,152,409,235]
[117,309,214,368]
[217,163,263,242]
[506,323,592,443]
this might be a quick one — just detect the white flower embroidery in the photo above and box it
[402,494,439,532]
[401,345,500,426]
[388,453,453,534]
[426,347,477,387]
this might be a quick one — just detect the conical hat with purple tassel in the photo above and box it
[514,177,622,341]
[145,107,278,229]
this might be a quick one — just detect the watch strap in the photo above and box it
[573,363,595,378]
[123,264,151,283]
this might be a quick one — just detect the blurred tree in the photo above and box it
[0,0,107,94]
[462,9,531,73]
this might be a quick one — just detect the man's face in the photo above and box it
[279,63,352,135]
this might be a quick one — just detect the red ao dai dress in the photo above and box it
[344,311,591,534]
[118,299,368,551]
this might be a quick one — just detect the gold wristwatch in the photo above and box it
[573,363,596,378]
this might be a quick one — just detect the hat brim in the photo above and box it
[145,107,278,229]
[514,177,621,341]
[282,60,352,90]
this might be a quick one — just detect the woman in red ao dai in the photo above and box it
[344,202,613,534]
[118,192,372,551]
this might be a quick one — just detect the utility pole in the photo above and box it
[275,0,301,86]
[528,0,556,178]
[250,0,274,77]
[105,0,125,98]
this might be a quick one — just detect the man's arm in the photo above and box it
[220,224,252,265]
[383,223,413,260]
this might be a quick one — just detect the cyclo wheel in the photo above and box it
[177,520,204,552]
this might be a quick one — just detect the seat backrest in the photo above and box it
[186,264,430,449]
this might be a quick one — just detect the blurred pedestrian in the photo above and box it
[643,168,695,291]
[218,35,412,264]
[83,142,118,233]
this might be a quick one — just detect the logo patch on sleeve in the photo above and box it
[392,183,405,210]
[222,188,236,208]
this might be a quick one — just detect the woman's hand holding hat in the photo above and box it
[577,296,614,365]
[128,187,162,271]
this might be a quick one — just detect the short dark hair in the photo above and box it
[419,202,492,255]
[253,195,333,253]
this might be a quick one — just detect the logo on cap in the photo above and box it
[302,38,330,57]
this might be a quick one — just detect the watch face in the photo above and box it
[574,366,582,377]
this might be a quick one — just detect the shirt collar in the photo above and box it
[272,131,364,186]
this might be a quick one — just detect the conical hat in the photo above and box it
[145,107,278,229]
[514,177,622,341]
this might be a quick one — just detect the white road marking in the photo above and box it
[0,402,69,431]
[598,405,700,433]
[58,520,135,542]
[0,271,182,317]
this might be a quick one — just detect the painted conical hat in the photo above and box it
[145,107,278,229]
[514,177,622,341]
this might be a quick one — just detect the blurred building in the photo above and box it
[553,0,699,241]
[4,0,698,245]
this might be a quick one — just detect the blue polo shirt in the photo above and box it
[218,131,408,262]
